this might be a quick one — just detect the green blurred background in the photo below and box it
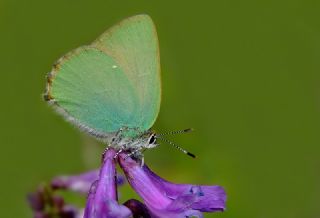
[1,0,320,217]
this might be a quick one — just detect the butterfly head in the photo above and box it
[144,131,158,149]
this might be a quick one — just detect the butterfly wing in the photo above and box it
[46,47,140,138]
[92,14,161,132]
[45,15,161,138]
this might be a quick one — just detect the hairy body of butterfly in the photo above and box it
[110,128,158,159]
[44,15,161,159]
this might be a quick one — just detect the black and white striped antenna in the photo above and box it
[156,128,194,136]
[155,130,196,158]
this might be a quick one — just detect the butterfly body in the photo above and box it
[45,15,161,157]
[109,128,158,158]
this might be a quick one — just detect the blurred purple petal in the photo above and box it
[118,154,226,217]
[84,148,131,218]
[27,187,45,212]
[51,170,99,194]
[51,169,125,194]
[27,185,82,218]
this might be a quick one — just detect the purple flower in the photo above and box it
[51,170,99,194]
[51,169,124,194]
[27,185,83,218]
[142,165,226,213]
[83,148,132,218]
[28,148,226,218]
[118,153,226,218]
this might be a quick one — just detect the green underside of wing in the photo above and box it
[51,47,140,133]
[48,15,161,136]
[93,15,161,131]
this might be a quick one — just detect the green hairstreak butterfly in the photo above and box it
[44,15,195,159]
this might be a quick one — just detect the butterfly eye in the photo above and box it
[148,135,156,144]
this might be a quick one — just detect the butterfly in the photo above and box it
[44,15,194,159]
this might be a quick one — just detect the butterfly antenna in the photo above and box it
[157,128,194,136]
[156,136,196,158]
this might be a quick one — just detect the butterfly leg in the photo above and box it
[124,146,144,160]
[109,127,127,153]
[124,148,145,167]
[113,148,123,158]
[111,127,126,144]
[140,156,144,167]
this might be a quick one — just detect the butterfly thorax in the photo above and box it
[109,128,158,158]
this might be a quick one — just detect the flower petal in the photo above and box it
[51,170,125,194]
[118,154,226,217]
[27,185,82,218]
[144,166,226,212]
[51,170,99,194]
[146,206,203,218]
[118,154,172,209]
[84,149,131,218]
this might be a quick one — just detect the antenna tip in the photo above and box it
[184,128,194,133]
[187,152,196,158]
